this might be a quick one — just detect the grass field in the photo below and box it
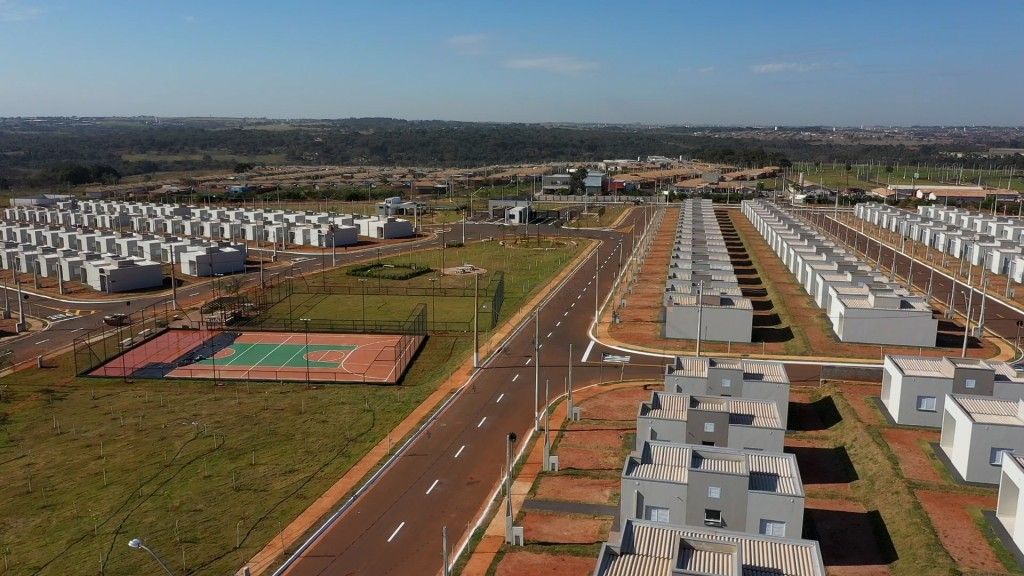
[794,162,1024,192]
[265,237,584,333]
[0,237,586,575]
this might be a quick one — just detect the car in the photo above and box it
[102,313,131,327]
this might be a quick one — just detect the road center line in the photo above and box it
[512,373,520,382]
[563,311,568,317]
[555,321,561,327]
[571,302,576,308]
[387,521,405,542]
[454,445,465,458]
[34,339,49,345]
[426,479,439,495]
[496,393,504,403]
[546,331,553,338]
[581,340,596,362]
[525,358,532,365]
[188,292,200,297]
[477,416,487,428]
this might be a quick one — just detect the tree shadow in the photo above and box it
[803,509,898,566]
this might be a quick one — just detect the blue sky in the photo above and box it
[1,0,1022,125]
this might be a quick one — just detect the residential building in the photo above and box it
[636,392,784,452]
[664,357,791,426]
[940,395,1024,484]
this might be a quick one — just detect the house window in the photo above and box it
[704,509,722,526]
[916,396,937,412]
[759,519,787,538]
[965,378,977,389]
[721,378,732,388]
[991,448,1013,466]
[704,422,715,433]
[708,486,721,499]
[644,506,670,523]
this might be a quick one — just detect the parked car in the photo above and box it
[102,313,131,326]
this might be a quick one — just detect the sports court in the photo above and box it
[90,329,423,384]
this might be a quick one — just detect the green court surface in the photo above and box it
[195,343,356,369]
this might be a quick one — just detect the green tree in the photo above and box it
[569,169,587,194]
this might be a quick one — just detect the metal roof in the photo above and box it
[626,442,803,496]
[639,393,781,429]
[949,395,1024,426]
[597,520,825,576]
[668,357,790,384]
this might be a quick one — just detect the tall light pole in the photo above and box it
[127,538,173,576]
[695,280,704,357]
[962,277,975,358]
[593,249,599,325]
[359,278,368,327]
[473,270,481,368]
[301,318,311,385]
[534,309,540,432]
[504,431,517,543]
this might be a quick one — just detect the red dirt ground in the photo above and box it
[915,489,1006,574]
[881,428,943,484]
[557,427,632,471]
[521,511,611,544]
[838,383,883,425]
[805,498,892,576]
[578,384,653,421]
[534,475,619,505]
[494,551,596,576]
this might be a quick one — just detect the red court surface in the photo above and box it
[90,329,423,384]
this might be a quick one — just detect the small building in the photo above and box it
[664,292,754,343]
[636,392,784,453]
[593,519,826,576]
[940,395,1024,484]
[355,216,415,239]
[80,257,164,292]
[621,441,805,538]
[664,357,791,425]
[830,289,937,347]
[179,246,246,277]
[540,174,571,193]
[882,355,1024,427]
[996,452,1024,557]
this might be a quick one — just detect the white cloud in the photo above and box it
[750,62,818,74]
[445,33,487,55]
[0,0,41,22]
[504,55,598,75]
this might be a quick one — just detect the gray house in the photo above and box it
[636,392,784,453]
[664,293,754,342]
[940,395,1024,484]
[664,357,791,426]
[593,519,826,576]
[622,441,805,539]
[882,355,1024,427]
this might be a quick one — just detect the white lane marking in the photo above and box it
[512,373,520,382]
[454,445,466,458]
[563,311,568,317]
[188,292,200,297]
[70,328,83,332]
[546,331,553,338]
[577,294,582,299]
[496,393,505,403]
[582,340,596,362]
[477,416,487,428]
[34,339,49,345]
[555,321,561,327]
[426,479,439,495]
[387,522,405,542]
[525,358,532,365]
[571,302,576,308]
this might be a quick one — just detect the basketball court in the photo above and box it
[90,329,423,384]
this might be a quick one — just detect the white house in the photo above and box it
[940,395,1024,484]
[996,452,1024,556]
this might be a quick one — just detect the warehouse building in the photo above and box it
[940,395,1024,484]
[882,355,1024,427]
[635,392,784,452]
[593,519,826,576]
[621,441,805,538]
[665,357,791,426]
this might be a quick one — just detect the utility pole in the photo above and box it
[594,249,599,325]
[504,431,517,543]
[962,274,975,358]
[15,275,26,333]
[567,343,574,417]
[695,280,704,357]
[473,272,480,368]
[534,310,540,432]
[441,526,449,576]
[170,249,178,310]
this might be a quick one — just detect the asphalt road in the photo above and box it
[278,208,840,576]
[793,207,1024,354]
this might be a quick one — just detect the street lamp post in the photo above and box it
[127,538,173,576]
[504,431,517,543]
[359,278,368,327]
[1016,320,1023,355]
[300,318,311,384]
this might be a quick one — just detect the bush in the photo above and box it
[347,263,433,280]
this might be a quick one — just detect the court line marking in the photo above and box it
[242,334,296,378]
[426,479,439,495]
[454,445,466,458]
[387,522,405,542]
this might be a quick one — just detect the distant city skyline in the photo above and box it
[1,0,1022,125]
